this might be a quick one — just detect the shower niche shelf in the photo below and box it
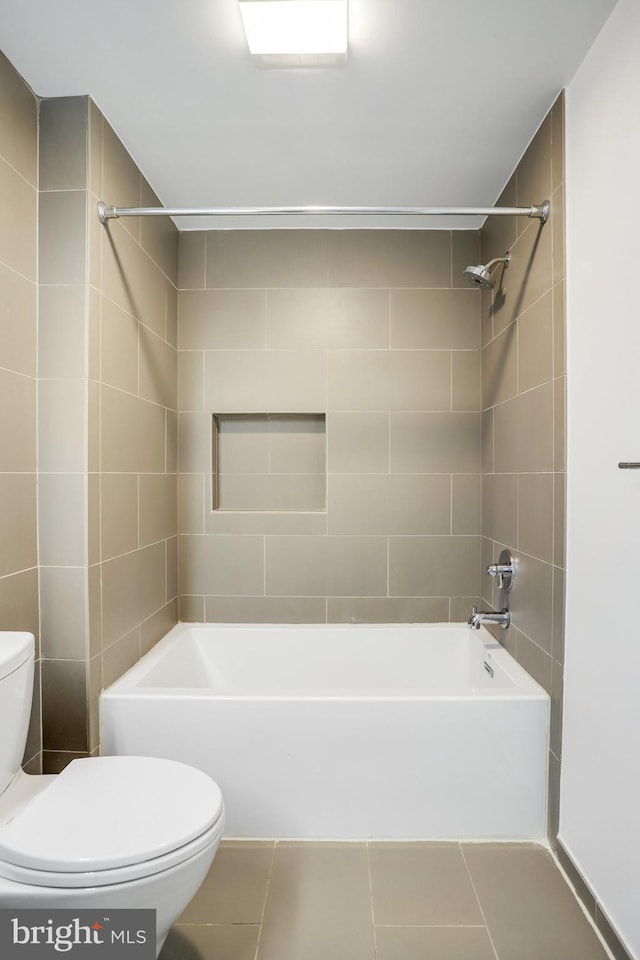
[212,413,326,512]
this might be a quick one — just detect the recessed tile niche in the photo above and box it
[212,414,326,512]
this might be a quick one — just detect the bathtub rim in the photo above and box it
[100,621,549,703]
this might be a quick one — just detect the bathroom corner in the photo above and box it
[480,91,566,840]
[35,94,179,772]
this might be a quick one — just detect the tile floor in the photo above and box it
[160,841,610,960]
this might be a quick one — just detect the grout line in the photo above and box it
[550,850,620,960]
[450,231,453,289]
[366,842,379,958]
[203,234,207,289]
[174,922,261,928]
[450,350,453,412]
[459,844,500,960]
[137,473,141,550]
[515,474,520,552]
[253,841,277,960]
[375,923,488,928]
[0,151,38,191]
[263,289,268,349]
[386,536,390,598]
[450,474,453,536]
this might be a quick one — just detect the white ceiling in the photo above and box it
[0,0,616,229]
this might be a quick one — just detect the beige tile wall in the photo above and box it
[479,93,565,836]
[38,96,90,772]
[178,230,482,622]
[36,94,178,770]
[0,52,40,771]
[86,101,179,757]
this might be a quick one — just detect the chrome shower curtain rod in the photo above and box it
[97,200,550,223]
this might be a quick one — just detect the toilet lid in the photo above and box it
[0,756,224,873]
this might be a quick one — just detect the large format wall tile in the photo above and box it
[32,95,179,764]
[38,380,85,472]
[101,543,166,647]
[481,93,565,839]
[390,289,479,349]
[327,413,390,473]
[40,567,87,660]
[328,350,450,412]
[328,474,451,535]
[102,221,167,337]
[267,288,389,350]
[38,285,85,379]
[101,385,167,473]
[0,568,39,639]
[0,51,37,184]
[493,382,554,474]
[140,180,179,285]
[0,474,37,577]
[1,263,37,377]
[39,190,87,285]
[179,289,266,349]
[206,231,328,288]
[0,369,36,471]
[205,350,327,413]
[39,97,88,191]
[38,474,85,567]
[0,55,39,766]
[327,231,451,287]
[390,413,481,473]
[0,155,36,280]
[265,536,388,598]
[389,536,481,598]
[179,535,264,596]
[178,228,482,621]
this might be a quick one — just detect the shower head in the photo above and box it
[464,251,510,289]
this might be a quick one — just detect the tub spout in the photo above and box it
[468,606,511,630]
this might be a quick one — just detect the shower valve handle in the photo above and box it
[486,550,515,592]
[486,563,511,588]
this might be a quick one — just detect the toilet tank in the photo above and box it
[0,633,35,796]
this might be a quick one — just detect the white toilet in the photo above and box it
[0,632,225,956]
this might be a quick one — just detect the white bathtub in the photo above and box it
[100,623,549,840]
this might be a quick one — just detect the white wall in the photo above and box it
[564,1,640,956]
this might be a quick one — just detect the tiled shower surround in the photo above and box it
[177,230,484,623]
[0,50,564,838]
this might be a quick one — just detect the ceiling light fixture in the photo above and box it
[239,0,348,67]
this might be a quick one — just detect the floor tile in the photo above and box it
[178,841,274,923]
[375,925,496,960]
[369,843,483,925]
[160,924,260,960]
[461,843,610,960]
[257,842,375,960]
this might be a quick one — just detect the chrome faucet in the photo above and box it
[468,606,511,630]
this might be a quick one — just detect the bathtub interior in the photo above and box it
[132,623,526,696]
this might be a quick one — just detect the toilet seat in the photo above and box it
[0,756,224,888]
[0,818,224,888]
